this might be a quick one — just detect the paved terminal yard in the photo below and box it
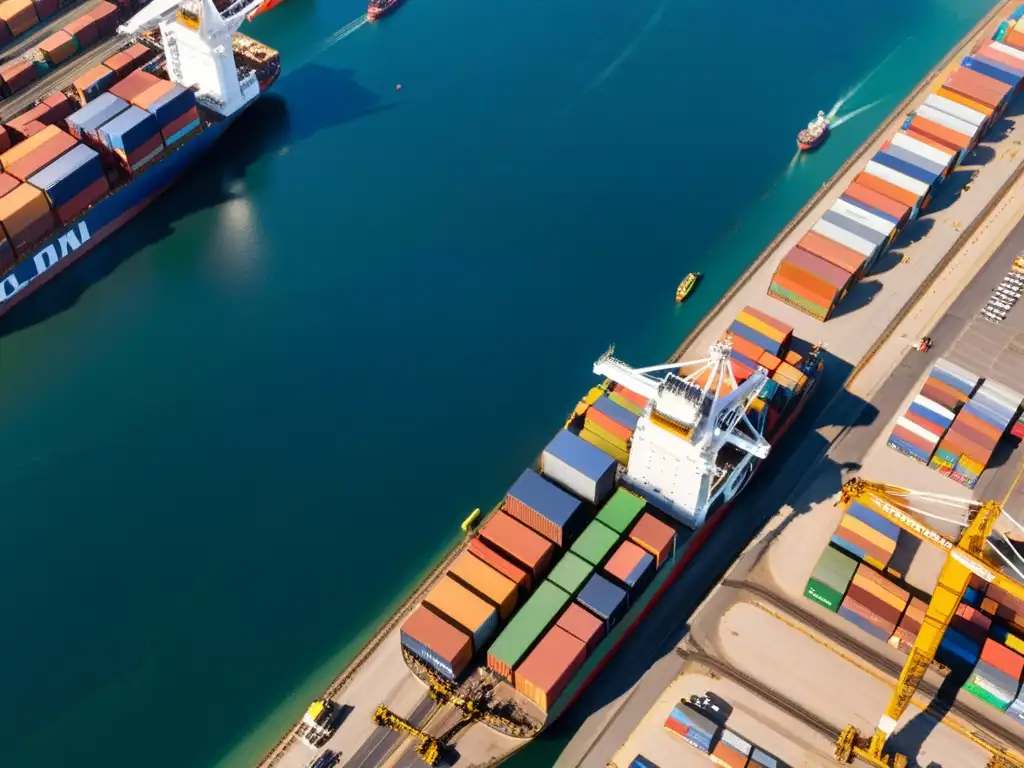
[261,3,1024,768]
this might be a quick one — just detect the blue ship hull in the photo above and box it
[0,112,240,318]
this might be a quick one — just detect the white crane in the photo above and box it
[118,0,264,36]
[593,336,770,528]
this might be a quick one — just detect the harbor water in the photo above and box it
[0,0,999,766]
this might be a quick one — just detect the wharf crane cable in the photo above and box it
[832,479,1024,768]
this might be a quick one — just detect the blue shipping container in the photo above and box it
[888,437,930,464]
[882,143,947,178]
[590,395,640,430]
[730,350,759,372]
[907,402,950,429]
[840,193,900,224]
[66,93,129,139]
[963,586,982,607]
[831,532,868,561]
[846,500,901,540]
[930,365,975,395]
[622,550,654,588]
[544,429,617,483]
[400,633,458,680]
[628,757,658,768]
[98,105,158,153]
[873,150,940,187]
[28,145,104,207]
[963,55,1022,88]
[80,68,117,102]
[577,574,628,627]
[506,468,586,530]
[727,318,782,357]
[976,51,1024,79]
[143,84,197,128]
[963,401,1010,430]
[750,748,779,767]
[839,605,892,642]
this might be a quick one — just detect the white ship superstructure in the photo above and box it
[593,338,771,528]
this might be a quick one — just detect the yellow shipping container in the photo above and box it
[841,514,897,553]
[579,425,628,465]
[424,574,497,641]
[736,310,786,343]
[776,361,808,390]
[1002,630,1024,656]
[958,455,985,475]
[748,397,766,413]
[0,124,62,168]
[449,551,517,620]
[583,417,629,452]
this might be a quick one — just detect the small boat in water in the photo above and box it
[246,0,288,21]
[797,111,830,151]
[368,0,404,20]
[676,272,701,302]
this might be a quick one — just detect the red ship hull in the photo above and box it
[798,126,830,152]
[368,0,403,20]
[246,0,288,21]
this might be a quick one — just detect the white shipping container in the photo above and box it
[865,160,930,197]
[897,416,940,443]
[991,40,1024,63]
[917,104,980,141]
[892,132,955,168]
[913,395,956,422]
[978,378,1023,407]
[831,198,896,236]
[811,219,876,257]
[923,93,987,127]
[540,451,615,505]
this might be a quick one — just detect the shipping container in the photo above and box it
[811,544,859,593]
[603,540,654,592]
[66,92,130,141]
[811,215,883,257]
[505,468,587,547]
[32,0,57,18]
[934,86,994,123]
[63,13,98,49]
[945,67,1011,110]
[739,304,794,341]
[570,518,620,566]
[628,756,658,768]
[854,171,924,210]
[0,0,38,37]
[400,604,473,681]
[5,126,76,181]
[576,573,628,628]
[586,405,633,445]
[915,104,983,144]
[595,488,646,534]
[717,730,752,766]
[963,54,1023,89]
[0,58,38,96]
[449,551,518,620]
[487,580,571,678]
[937,627,982,670]
[26,142,104,210]
[628,512,676,568]
[0,182,54,253]
[468,536,532,592]
[880,141,949,182]
[711,739,747,768]
[97,103,157,152]
[102,41,157,79]
[478,511,556,580]
[891,131,957,172]
[541,429,617,506]
[975,43,1024,80]
[424,574,499,652]
[73,64,117,103]
[555,602,604,653]
[590,395,640,432]
[841,181,911,224]
[107,69,162,104]
[608,390,644,416]
[872,149,941,188]
[88,1,119,37]
[907,116,971,160]
[42,92,75,128]
[133,81,197,130]
[747,748,780,768]
[777,247,852,295]
[612,383,648,408]
[546,551,594,596]
[38,29,77,66]
[513,625,587,712]
[578,424,628,465]
[831,197,899,238]
[666,704,718,752]
[728,316,784,357]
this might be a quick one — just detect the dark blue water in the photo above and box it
[0,0,997,765]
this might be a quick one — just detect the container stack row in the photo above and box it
[0,2,123,100]
[74,42,157,102]
[837,563,910,643]
[887,390,956,465]
[660,704,783,767]
[662,701,718,753]
[711,729,753,767]
[766,11,1024,322]
[829,498,901,571]
[579,394,639,467]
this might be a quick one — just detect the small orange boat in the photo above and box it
[247,0,288,21]
[368,0,404,21]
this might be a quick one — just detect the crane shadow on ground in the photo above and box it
[0,64,397,339]
[888,664,973,768]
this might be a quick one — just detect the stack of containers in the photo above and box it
[42,92,76,129]
[611,383,648,411]
[477,511,555,583]
[769,244,854,321]
[841,180,912,235]
[973,41,1024,91]
[108,69,162,102]
[66,93,129,144]
[963,638,1024,710]
[662,702,719,753]
[889,596,927,653]
[936,626,982,673]
[63,12,99,52]
[2,123,75,182]
[102,42,157,79]
[921,358,978,411]
[962,51,1024,97]
[0,179,54,254]
[583,396,639,461]
[608,386,644,416]
[546,552,594,597]
[595,488,647,537]
[447,551,518,621]
[505,468,587,547]
[423,574,499,653]
[486,580,570,679]
[863,154,931,219]
[891,130,957,181]
[872,144,942,204]
[0,59,38,96]
[88,2,120,38]
[512,625,587,712]
[853,166,926,222]
[838,563,909,642]
[469,536,532,592]
[725,306,793,377]
[797,229,872,286]
[540,430,617,505]
[132,80,201,148]
[570,518,619,568]
[887,391,956,464]
[944,68,1012,121]
[0,173,16,270]
[628,512,676,569]
[0,0,38,38]
[824,197,897,270]
[602,540,654,595]
[923,89,990,152]
[952,603,992,644]
[910,101,985,158]
[96,104,164,174]
[74,64,117,102]
[554,602,605,653]
[830,499,901,570]
[711,729,752,767]
[576,573,629,631]
[987,583,1024,635]
[400,604,474,681]
[28,143,107,223]
[37,30,77,67]
[748,748,781,768]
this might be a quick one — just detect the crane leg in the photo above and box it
[834,726,907,768]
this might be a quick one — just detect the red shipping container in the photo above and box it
[55,175,109,224]
[513,625,587,713]
[783,246,852,290]
[663,716,689,738]
[629,512,675,568]
[771,269,837,312]
[711,740,747,768]
[899,409,943,439]
[980,637,1024,680]
[843,180,912,224]
[945,67,1010,109]
[161,109,200,142]
[955,409,1003,440]
[843,594,897,633]
[107,69,161,103]
[908,116,971,152]
[612,383,648,409]
[117,133,163,173]
[603,540,650,586]
[555,603,604,653]
[63,14,98,49]
[5,103,49,139]
[854,171,922,209]
[32,0,58,17]
[946,419,998,450]
[1,59,38,95]
[798,230,868,276]
[478,511,555,580]
[0,173,19,199]
[585,404,633,442]
[6,129,76,181]
[845,583,902,624]
[725,331,764,363]
[401,604,473,680]
[8,211,56,256]
[468,536,531,591]
[88,1,119,37]
[834,523,892,566]
[740,304,793,337]
[13,120,47,139]
[42,92,75,126]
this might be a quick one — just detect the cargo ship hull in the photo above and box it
[0,115,238,319]
[537,368,820,726]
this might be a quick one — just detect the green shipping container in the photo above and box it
[804,578,843,612]
[487,580,571,671]
[768,282,829,321]
[547,551,594,595]
[596,488,647,534]
[570,519,620,566]
[811,545,858,593]
[608,391,644,416]
[963,682,1011,711]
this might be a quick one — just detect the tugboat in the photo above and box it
[676,272,701,303]
[797,111,830,151]
[368,0,403,20]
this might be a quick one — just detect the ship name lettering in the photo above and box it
[32,222,90,274]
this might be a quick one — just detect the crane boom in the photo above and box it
[833,479,1024,768]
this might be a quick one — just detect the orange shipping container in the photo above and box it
[1005,26,1024,53]
[944,67,1010,109]
[738,304,793,342]
[724,331,764,362]
[448,551,518,620]
[775,361,808,389]
[513,625,587,713]
[935,86,994,120]
[842,181,911,224]
[0,123,61,168]
[468,536,532,591]
[757,350,781,372]
[907,116,970,152]
[771,270,836,313]
[835,523,892,566]
[0,182,53,250]
[629,512,675,567]
[478,511,555,580]
[797,230,866,276]
[775,260,842,305]
[854,171,923,209]
[400,604,473,680]
[423,574,498,650]
[585,404,633,442]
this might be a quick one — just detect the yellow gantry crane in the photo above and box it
[832,478,1024,768]
[373,704,441,766]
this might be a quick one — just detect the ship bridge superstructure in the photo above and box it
[593,337,770,529]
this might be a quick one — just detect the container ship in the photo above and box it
[0,0,279,318]
[797,110,830,151]
[367,0,403,22]
[397,304,823,741]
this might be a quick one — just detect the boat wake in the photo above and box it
[315,14,369,55]
[830,99,883,129]
[827,40,907,119]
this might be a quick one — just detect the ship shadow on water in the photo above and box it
[0,64,396,338]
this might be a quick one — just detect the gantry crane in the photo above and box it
[373,704,441,766]
[831,478,1024,768]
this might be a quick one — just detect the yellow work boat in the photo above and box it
[675,272,701,302]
